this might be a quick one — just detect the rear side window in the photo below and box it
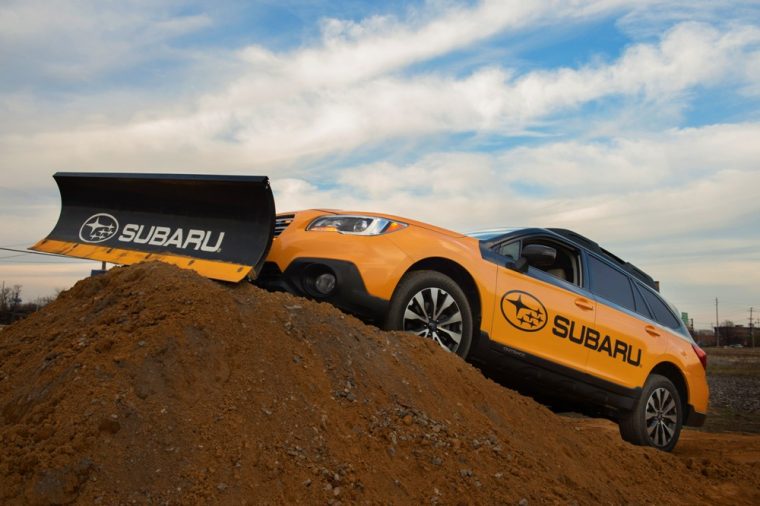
[588,255,635,312]
[632,283,652,319]
[637,285,681,330]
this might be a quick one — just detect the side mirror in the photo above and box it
[508,244,557,273]
[523,244,557,267]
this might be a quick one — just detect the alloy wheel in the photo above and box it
[402,287,463,352]
[645,387,678,447]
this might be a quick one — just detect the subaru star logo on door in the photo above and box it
[79,213,120,243]
[501,290,548,332]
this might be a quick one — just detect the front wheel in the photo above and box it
[384,270,473,358]
[618,374,683,452]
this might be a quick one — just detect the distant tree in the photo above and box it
[32,288,63,308]
[10,284,21,310]
[0,283,19,312]
[0,284,58,324]
[0,283,21,323]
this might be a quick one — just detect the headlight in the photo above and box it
[306,215,407,235]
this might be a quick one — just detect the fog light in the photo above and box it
[314,272,337,295]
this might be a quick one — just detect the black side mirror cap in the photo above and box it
[521,244,557,269]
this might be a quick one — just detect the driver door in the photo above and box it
[489,237,594,375]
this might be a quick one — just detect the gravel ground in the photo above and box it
[702,347,760,433]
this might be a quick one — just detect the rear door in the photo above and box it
[584,254,667,389]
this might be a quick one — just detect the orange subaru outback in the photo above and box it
[259,210,708,451]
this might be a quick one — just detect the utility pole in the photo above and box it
[750,307,755,348]
[715,298,720,347]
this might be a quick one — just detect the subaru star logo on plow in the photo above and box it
[79,213,120,243]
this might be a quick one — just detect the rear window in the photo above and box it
[588,255,635,312]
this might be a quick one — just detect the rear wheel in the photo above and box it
[385,270,473,358]
[619,374,683,452]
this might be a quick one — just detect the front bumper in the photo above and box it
[256,258,389,323]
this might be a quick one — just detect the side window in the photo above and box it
[497,241,521,260]
[637,285,681,329]
[521,238,581,286]
[587,255,635,312]
[631,282,652,319]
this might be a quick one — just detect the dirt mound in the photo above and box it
[0,262,748,504]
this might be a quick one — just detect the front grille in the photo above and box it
[274,214,295,237]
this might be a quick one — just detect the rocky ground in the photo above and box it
[0,262,758,504]
[701,347,760,433]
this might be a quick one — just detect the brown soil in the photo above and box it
[574,418,760,505]
[0,262,758,505]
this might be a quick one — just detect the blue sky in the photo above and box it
[1,0,759,329]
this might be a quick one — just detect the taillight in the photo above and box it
[691,343,707,369]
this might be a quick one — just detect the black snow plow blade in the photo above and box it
[31,172,275,282]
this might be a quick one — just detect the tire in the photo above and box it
[384,270,473,358]
[619,374,683,452]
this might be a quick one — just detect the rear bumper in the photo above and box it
[685,408,707,427]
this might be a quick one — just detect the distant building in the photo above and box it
[699,325,758,347]
[692,329,716,347]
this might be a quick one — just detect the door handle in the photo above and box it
[574,298,594,311]
[645,325,661,337]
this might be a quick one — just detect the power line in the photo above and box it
[0,260,91,265]
[0,247,94,264]
[0,242,39,248]
[0,247,71,258]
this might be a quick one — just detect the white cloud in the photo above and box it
[3,20,758,187]
[272,123,760,237]
[282,0,617,88]
[500,123,760,195]
[210,20,760,159]
[616,0,760,38]
[0,0,212,83]
[507,22,760,121]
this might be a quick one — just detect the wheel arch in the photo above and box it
[402,257,482,332]
[648,361,689,412]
